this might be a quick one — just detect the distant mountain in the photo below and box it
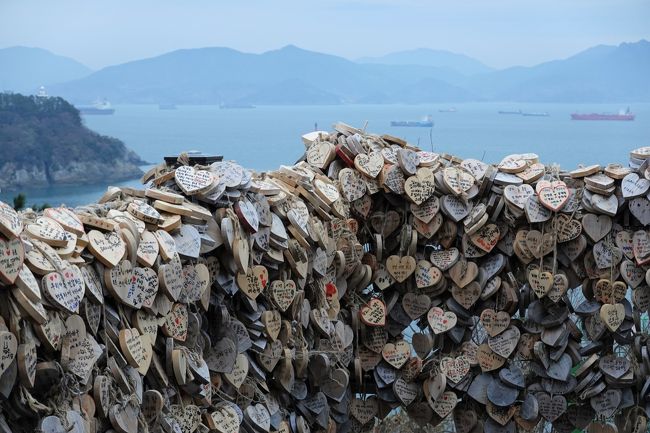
[357,48,493,76]
[47,41,650,104]
[0,46,92,94]
[468,40,650,102]
[49,45,473,104]
[0,93,143,190]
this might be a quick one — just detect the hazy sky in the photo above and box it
[1,0,649,70]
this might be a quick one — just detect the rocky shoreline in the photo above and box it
[0,93,145,191]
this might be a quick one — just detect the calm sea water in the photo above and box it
[2,102,648,207]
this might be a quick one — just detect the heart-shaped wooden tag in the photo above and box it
[537,393,566,422]
[163,303,188,341]
[350,397,378,425]
[432,391,458,418]
[443,167,474,196]
[470,223,500,253]
[477,343,506,372]
[236,265,268,300]
[175,165,214,195]
[261,310,281,341]
[430,248,459,271]
[480,309,511,337]
[0,201,23,239]
[270,280,296,312]
[528,269,553,299]
[451,282,481,310]
[339,168,367,202]
[386,255,416,283]
[538,180,569,212]
[427,307,457,334]
[621,173,650,198]
[0,236,24,284]
[600,303,624,332]
[119,328,152,375]
[414,260,442,288]
[42,266,84,314]
[404,168,436,205]
[487,326,520,358]
[354,151,384,178]
[106,260,159,309]
[224,353,249,389]
[360,298,386,326]
[440,356,470,383]
[381,340,410,369]
[0,331,17,377]
[88,230,125,267]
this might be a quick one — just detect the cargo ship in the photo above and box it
[391,115,433,127]
[571,107,635,121]
[76,99,115,115]
[522,111,549,117]
[498,109,522,115]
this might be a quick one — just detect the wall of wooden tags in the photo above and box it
[0,125,649,433]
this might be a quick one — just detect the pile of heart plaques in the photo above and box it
[0,127,649,433]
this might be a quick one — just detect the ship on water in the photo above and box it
[498,109,522,115]
[571,107,635,121]
[76,99,115,115]
[522,111,549,117]
[391,115,434,127]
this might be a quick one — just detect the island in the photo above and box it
[0,92,145,191]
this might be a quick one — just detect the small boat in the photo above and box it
[158,103,177,110]
[498,109,522,115]
[77,99,115,115]
[219,103,255,109]
[439,107,457,113]
[391,115,433,127]
[571,107,635,121]
[521,112,549,117]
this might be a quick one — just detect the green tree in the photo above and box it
[12,193,26,210]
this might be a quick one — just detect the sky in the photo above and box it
[1,0,649,70]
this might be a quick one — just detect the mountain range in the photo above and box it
[1,41,648,104]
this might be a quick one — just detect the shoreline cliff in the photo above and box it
[0,93,145,191]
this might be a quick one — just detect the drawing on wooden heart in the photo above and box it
[354,152,384,179]
[404,168,436,205]
[537,180,569,212]
[0,202,23,239]
[480,309,511,337]
[0,331,17,377]
[427,307,457,334]
[600,303,625,332]
[386,255,416,283]
[42,266,84,314]
[175,165,215,194]
[236,265,268,300]
[381,340,410,369]
[440,356,470,383]
[528,269,553,299]
[106,260,158,309]
[87,230,126,267]
[339,168,367,202]
[0,235,24,284]
[414,260,442,288]
[360,298,386,326]
[443,167,474,196]
[402,293,431,320]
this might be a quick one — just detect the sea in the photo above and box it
[2,102,648,207]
